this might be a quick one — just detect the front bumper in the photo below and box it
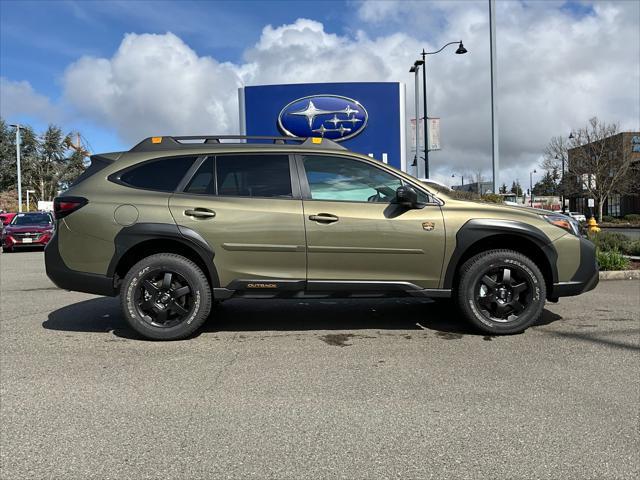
[44,231,117,296]
[550,236,599,298]
[3,233,52,248]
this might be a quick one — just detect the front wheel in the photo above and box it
[120,253,212,340]
[456,249,546,334]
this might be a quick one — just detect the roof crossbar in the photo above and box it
[130,135,347,152]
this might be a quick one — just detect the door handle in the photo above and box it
[309,213,339,223]
[184,208,216,218]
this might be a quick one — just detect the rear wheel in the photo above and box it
[456,249,545,334]
[120,253,212,340]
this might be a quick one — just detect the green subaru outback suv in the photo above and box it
[45,135,598,340]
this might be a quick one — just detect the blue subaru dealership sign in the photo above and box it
[240,82,406,171]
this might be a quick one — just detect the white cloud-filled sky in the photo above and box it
[1,0,638,187]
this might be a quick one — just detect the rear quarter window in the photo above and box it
[115,156,197,192]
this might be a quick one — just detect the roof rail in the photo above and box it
[129,135,348,152]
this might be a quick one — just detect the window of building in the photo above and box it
[216,154,292,198]
[118,156,197,192]
[607,194,621,217]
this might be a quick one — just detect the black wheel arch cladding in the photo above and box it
[107,222,220,288]
[443,218,558,290]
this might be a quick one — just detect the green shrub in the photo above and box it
[481,193,504,204]
[627,240,640,256]
[597,249,630,271]
[588,231,630,253]
[623,213,640,223]
[601,215,615,223]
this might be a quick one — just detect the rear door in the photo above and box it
[169,153,306,288]
[298,154,446,289]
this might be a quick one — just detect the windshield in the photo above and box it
[10,213,53,226]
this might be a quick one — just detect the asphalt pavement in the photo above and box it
[1,251,639,479]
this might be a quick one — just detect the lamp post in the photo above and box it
[26,190,35,212]
[411,41,467,179]
[409,60,424,175]
[556,154,566,213]
[530,169,537,207]
[8,124,22,212]
[451,173,464,188]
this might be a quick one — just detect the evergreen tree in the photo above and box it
[499,183,508,194]
[510,181,523,196]
[532,170,559,196]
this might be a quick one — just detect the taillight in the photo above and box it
[54,196,88,219]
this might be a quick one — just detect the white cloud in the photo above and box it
[0,77,59,123]
[37,2,635,186]
[63,32,242,143]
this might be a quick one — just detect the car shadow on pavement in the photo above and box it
[42,296,564,340]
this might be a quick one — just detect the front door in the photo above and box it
[298,154,445,288]
[169,153,306,288]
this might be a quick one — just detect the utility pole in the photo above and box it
[9,124,22,212]
[489,0,500,193]
[420,50,430,178]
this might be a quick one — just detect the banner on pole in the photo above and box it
[409,118,424,152]
[428,117,441,151]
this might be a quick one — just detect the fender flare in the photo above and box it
[442,219,558,289]
[107,223,220,288]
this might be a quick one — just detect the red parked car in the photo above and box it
[1,212,54,252]
[0,212,17,226]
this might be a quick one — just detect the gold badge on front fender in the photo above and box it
[422,221,435,231]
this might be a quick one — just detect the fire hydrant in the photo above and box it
[587,217,601,233]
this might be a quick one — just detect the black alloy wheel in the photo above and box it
[135,270,194,328]
[121,253,212,340]
[457,249,546,334]
[474,265,533,323]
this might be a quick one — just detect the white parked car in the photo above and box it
[568,212,587,222]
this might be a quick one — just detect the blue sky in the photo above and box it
[1,0,638,185]
[1,0,358,151]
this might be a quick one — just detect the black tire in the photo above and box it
[456,249,546,334]
[120,253,212,340]
[2,246,12,253]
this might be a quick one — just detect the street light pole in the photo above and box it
[409,61,423,176]
[556,154,565,213]
[530,169,537,207]
[451,173,464,187]
[9,124,22,212]
[411,41,467,180]
[489,0,500,193]
[421,49,429,179]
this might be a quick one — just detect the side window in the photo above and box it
[184,157,214,195]
[303,155,402,203]
[119,156,196,192]
[216,154,292,198]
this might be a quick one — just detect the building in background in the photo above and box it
[568,132,640,217]
[239,82,406,171]
[452,181,493,195]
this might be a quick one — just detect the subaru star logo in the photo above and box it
[278,95,368,142]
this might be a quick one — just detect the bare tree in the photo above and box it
[542,117,638,221]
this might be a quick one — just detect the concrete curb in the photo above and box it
[599,270,640,280]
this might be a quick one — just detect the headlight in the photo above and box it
[543,214,580,236]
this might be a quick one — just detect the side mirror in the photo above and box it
[395,185,418,208]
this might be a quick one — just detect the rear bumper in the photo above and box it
[44,231,117,297]
[550,236,599,298]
